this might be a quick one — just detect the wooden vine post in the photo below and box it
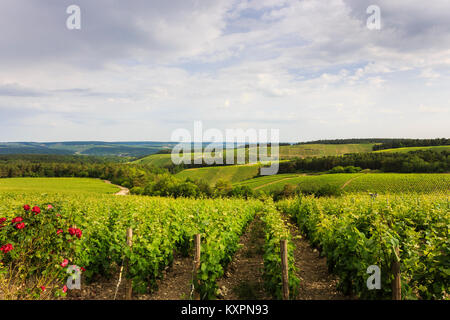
[392,246,401,300]
[280,239,289,300]
[193,234,201,300]
[126,228,133,300]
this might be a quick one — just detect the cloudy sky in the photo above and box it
[0,0,449,142]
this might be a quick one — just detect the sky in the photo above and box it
[0,0,449,142]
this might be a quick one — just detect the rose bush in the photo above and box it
[0,204,84,299]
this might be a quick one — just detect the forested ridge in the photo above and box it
[278,150,449,174]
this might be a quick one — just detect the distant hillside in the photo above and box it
[134,143,375,167]
[277,143,374,159]
[0,141,177,157]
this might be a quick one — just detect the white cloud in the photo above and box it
[0,0,449,141]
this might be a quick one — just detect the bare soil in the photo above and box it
[217,217,271,300]
[67,254,193,300]
[284,218,351,300]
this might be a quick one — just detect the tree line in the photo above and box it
[372,138,449,151]
[0,156,166,190]
[294,138,449,150]
[277,150,449,174]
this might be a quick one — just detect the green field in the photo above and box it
[374,145,450,153]
[235,173,303,189]
[133,153,176,166]
[133,152,209,167]
[277,143,375,159]
[236,173,450,194]
[0,178,120,194]
[175,163,262,186]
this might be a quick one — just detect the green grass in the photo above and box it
[374,145,450,153]
[0,178,120,194]
[175,164,262,186]
[237,173,450,194]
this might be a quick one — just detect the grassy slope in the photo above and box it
[0,178,119,194]
[133,153,205,167]
[175,164,261,186]
[373,145,450,153]
[235,173,302,189]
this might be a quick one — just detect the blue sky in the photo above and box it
[0,0,449,142]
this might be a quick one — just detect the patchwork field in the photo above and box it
[133,143,376,167]
[0,177,119,194]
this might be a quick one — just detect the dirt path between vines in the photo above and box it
[104,180,130,196]
[284,218,351,300]
[66,254,193,300]
[340,174,365,190]
[142,254,193,300]
[217,217,271,300]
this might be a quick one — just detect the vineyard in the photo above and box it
[236,173,450,194]
[1,188,448,300]
[277,194,449,299]
[0,193,297,300]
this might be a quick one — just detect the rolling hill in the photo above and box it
[0,141,177,157]
[174,163,262,186]
[134,143,376,167]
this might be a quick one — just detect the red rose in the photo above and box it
[0,244,13,253]
[62,285,68,293]
[0,217,6,225]
[16,222,25,229]
[57,229,63,235]
[75,228,82,239]
[68,228,76,236]
[32,206,41,215]
[40,286,46,292]
[81,267,86,272]
[23,205,31,211]
[61,259,69,267]
[11,216,23,224]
